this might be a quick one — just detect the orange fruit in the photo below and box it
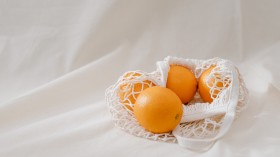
[119,72,155,110]
[198,66,229,103]
[134,86,183,133]
[166,65,197,104]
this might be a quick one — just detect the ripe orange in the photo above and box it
[119,72,155,110]
[166,65,197,104]
[134,86,183,133]
[198,66,229,103]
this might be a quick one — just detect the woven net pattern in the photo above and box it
[105,57,249,143]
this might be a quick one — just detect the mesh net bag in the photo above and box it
[105,56,249,151]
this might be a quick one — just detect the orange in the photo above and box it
[198,66,229,103]
[166,65,197,104]
[134,86,183,133]
[119,72,155,110]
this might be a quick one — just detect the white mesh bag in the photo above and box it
[105,56,249,151]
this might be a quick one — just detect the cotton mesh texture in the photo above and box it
[105,57,249,143]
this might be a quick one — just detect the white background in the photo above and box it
[0,0,280,156]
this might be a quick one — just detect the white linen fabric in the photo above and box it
[0,0,280,156]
